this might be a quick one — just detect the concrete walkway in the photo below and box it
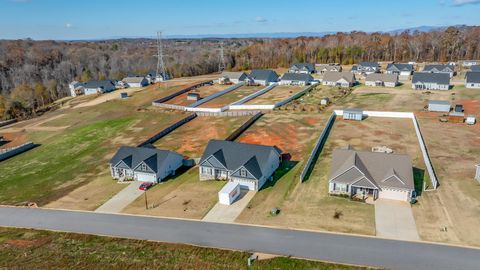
[375,199,420,241]
[202,190,255,223]
[95,182,143,213]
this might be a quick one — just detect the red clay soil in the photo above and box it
[0,132,29,149]
[460,99,480,115]
[5,239,46,248]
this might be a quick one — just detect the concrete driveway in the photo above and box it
[375,199,420,241]
[95,182,144,213]
[202,190,255,223]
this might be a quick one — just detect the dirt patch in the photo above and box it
[246,85,303,105]
[0,132,29,149]
[198,85,264,108]
[460,99,480,115]
[5,239,46,248]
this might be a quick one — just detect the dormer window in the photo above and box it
[240,169,247,177]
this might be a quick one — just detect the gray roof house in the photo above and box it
[81,80,117,96]
[386,63,414,76]
[279,73,313,86]
[288,63,316,74]
[465,71,480,89]
[122,76,149,88]
[322,71,356,87]
[423,64,455,77]
[471,65,480,72]
[316,64,342,73]
[199,140,282,191]
[412,72,450,90]
[365,73,399,87]
[328,148,415,201]
[249,70,279,85]
[109,146,184,183]
[351,62,380,74]
[219,71,252,84]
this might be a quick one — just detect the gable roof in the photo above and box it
[412,72,450,85]
[386,63,413,72]
[428,100,450,106]
[110,146,182,174]
[199,140,282,180]
[280,73,313,82]
[423,64,454,72]
[329,148,414,191]
[471,65,480,72]
[249,69,279,81]
[323,71,355,83]
[365,73,398,83]
[290,63,315,71]
[359,62,380,68]
[123,77,147,84]
[82,80,117,89]
[465,72,480,84]
[221,71,248,80]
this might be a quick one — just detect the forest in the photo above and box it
[1,25,479,119]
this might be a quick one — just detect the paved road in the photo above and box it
[0,207,479,270]
[95,182,143,213]
[375,199,420,241]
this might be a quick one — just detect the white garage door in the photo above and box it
[135,173,156,183]
[379,189,409,201]
[233,179,256,190]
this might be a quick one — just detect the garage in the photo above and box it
[379,188,410,201]
[135,172,156,183]
[232,178,256,190]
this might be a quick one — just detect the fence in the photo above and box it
[137,113,197,147]
[152,103,187,110]
[0,119,17,128]
[331,109,439,190]
[0,142,37,162]
[273,84,314,108]
[196,110,260,117]
[299,112,336,182]
[187,82,245,108]
[225,112,263,141]
[152,80,213,105]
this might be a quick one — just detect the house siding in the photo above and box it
[412,82,449,90]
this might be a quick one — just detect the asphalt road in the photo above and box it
[1,207,479,270]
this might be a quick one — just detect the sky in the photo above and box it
[0,0,479,40]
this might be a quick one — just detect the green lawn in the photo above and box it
[0,228,375,270]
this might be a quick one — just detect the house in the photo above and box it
[365,73,399,87]
[109,146,184,183]
[322,71,356,87]
[466,115,476,125]
[82,80,117,95]
[279,73,313,86]
[316,64,342,73]
[465,72,480,89]
[343,108,363,121]
[122,76,149,88]
[145,70,166,83]
[428,100,451,112]
[463,60,479,67]
[412,72,450,90]
[328,148,415,202]
[249,70,279,85]
[471,65,480,72]
[423,64,455,78]
[386,63,414,77]
[351,62,380,75]
[219,71,252,84]
[288,63,316,74]
[69,81,83,97]
[199,140,282,191]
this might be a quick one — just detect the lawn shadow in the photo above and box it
[260,157,299,190]
[413,167,425,196]
[160,165,194,184]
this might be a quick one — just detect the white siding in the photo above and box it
[378,188,410,201]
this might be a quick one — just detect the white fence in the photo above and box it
[229,104,276,110]
[333,110,439,190]
[187,82,244,108]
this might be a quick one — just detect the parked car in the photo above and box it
[139,182,153,191]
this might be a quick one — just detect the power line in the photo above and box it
[219,41,226,72]
[154,31,168,81]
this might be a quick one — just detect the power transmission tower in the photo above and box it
[218,41,226,72]
[154,31,168,81]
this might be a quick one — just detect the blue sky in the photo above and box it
[0,0,479,40]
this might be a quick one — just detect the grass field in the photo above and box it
[0,228,374,270]
[153,116,250,158]
[123,167,225,219]
[245,85,303,105]
[198,85,264,108]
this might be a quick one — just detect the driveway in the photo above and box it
[202,190,255,223]
[375,199,420,241]
[95,182,143,213]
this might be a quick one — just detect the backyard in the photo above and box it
[163,83,231,106]
[245,85,303,105]
[198,85,264,108]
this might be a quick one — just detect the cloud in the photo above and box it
[452,0,480,6]
[65,23,73,28]
[255,16,268,23]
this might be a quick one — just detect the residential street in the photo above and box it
[0,207,478,270]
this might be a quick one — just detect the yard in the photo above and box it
[163,83,232,106]
[123,167,225,219]
[245,85,304,105]
[198,85,264,108]
[153,115,251,158]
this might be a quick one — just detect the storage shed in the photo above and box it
[343,108,363,121]
[320,98,330,105]
[187,92,201,101]
[454,104,463,113]
[218,182,241,205]
[428,100,451,112]
[466,115,476,125]
[448,112,465,123]
[120,92,128,99]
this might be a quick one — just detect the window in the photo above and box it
[240,169,247,177]
[335,183,347,192]
[141,164,147,171]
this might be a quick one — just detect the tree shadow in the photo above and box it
[413,167,425,196]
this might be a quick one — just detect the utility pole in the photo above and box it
[219,41,226,72]
[154,31,168,81]
[144,190,148,210]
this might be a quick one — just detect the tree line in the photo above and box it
[1,26,479,120]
